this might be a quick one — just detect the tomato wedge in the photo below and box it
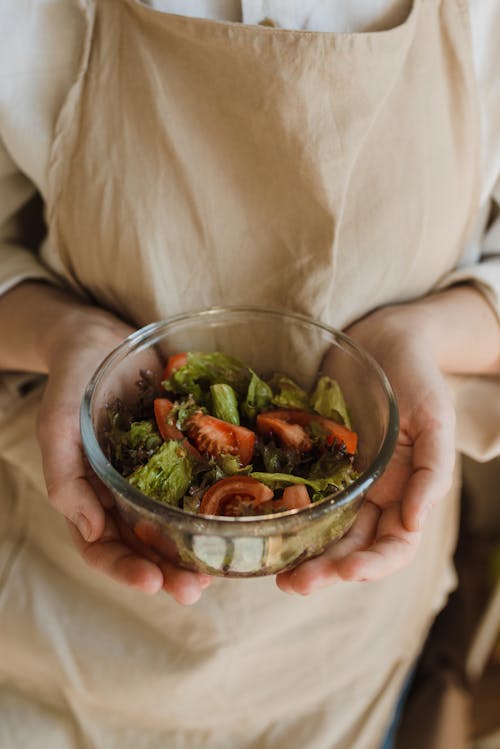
[256,413,312,452]
[312,414,357,453]
[200,476,273,516]
[154,398,201,459]
[258,409,358,455]
[162,352,188,380]
[185,411,255,466]
[261,484,311,513]
[154,398,184,441]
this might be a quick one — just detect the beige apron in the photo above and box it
[0,1,485,748]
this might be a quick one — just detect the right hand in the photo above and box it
[37,306,212,604]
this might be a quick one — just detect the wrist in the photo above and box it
[406,286,500,374]
[347,286,500,376]
[0,281,131,374]
[346,302,435,363]
[42,304,132,373]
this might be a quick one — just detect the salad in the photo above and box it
[102,352,359,517]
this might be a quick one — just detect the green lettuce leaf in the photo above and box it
[210,383,240,425]
[242,370,273,420]
[217,453,253,476]
[163,352,250,401]
[249,471,309,490]
[258,441,302,475]
[250,462,358,496]
[128,440,194,506]
[310,376,352,428]
[269,374,309,410]
[195,454,252,487]
[129,420,161,451]
[102,404,162,475]
[166,394,200,430]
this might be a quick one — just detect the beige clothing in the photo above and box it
[48,0,479,329]
[0,0,499,315]
[1,0,499,459]
[0,1,489,748]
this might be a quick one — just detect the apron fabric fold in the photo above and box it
[0,1,493,747]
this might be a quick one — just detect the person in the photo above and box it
[0,1,499,748]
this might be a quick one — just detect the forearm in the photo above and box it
[0,281,127,373]
[415,286,500,375]
[0,281,180,597]
[349,285,500,376]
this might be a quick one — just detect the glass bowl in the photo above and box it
[81,308,398,577]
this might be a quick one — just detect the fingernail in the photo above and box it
[75,513,91,541]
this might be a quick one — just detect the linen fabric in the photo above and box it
[0,2,497,748]
[1,1,500,458]
[0,0,499,316]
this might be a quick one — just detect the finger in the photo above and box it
[334,503,421,581]
[68,518,164,595]
[84,462,115,510]
[114,512,163,564]
[402,412,455,532]
[276,500,380,595]
[129,519,213,599]
[116,515,213,595]
[159,559,211,606]
[40,411,106,543]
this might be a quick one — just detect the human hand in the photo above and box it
[276,304,456,595]
[37,306,211,604]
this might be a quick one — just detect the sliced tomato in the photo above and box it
[154,398,184,441]
[259,409,358,455]
[154,398,201,459]
[279,484,311,510]
[256,413,312,452]
[260,484,311,513]
[162,352,188,380]
[318,417,358,454]
[200,476,273,516]
[185,411,255,466]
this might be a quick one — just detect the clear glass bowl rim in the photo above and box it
[80,306,399,536]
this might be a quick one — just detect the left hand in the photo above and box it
[276,304,456,595]
[37,304,213,605]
